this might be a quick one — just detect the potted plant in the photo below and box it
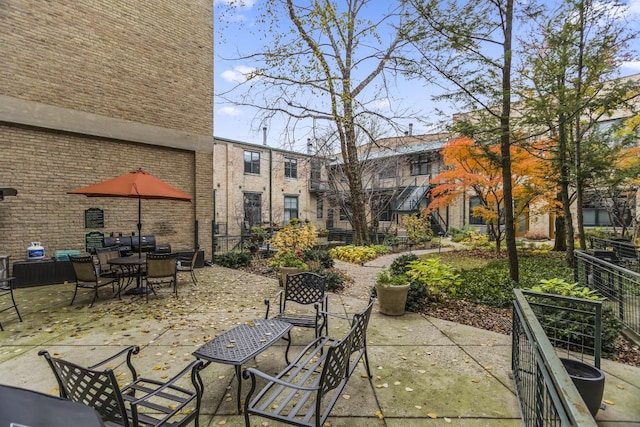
[404,211,434,249]
[375,269,410,316]
[268,251,309,286]
[316,227,329,245]
[384,230,401,252]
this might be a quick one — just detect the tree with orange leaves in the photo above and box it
[429,137,552,252]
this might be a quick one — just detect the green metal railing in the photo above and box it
[512,290,598,427]
[575,250,640,340]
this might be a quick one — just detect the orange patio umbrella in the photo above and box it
[69,168,192,257]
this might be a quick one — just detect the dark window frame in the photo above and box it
[469,195,485,225]
[284,157,298,179]
[410,154,431,176]
[284,195,299,223]
[244,150,261,175]
[243,192,262,228]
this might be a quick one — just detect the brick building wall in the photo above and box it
[0,1,214,268]
[1,0,213,134]
[212,138,321,238]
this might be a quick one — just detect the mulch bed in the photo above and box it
[240,255,640,368]
[425,299,640,368]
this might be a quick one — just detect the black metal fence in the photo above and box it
[512,289,598,426]
[575,250,640,340]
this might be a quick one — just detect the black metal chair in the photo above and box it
[345,297,374,378]
[39,345,205,427]
[265,271,328,363]
[177,250,198,286]
[95,245,124,295]
[145,252,178,302]
[242,316,357,427]
[0,276,22,331]
[69,254,119,307]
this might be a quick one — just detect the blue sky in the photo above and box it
[213,0,640,149]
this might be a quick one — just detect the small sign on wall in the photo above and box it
[85,208,104,229]
[85,231,104,253]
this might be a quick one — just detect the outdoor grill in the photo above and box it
[103,236,133,256]
[131,235,156,253]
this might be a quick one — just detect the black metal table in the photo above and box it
[108,255,146,294]
[193,319,292,413]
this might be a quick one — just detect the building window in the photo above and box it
[284,157,298,179]
[244,150,260,174]
[243,192,262,228]
[469,196,485,225]
[379,164,396,179]
[284,195,299,223]
[411,154,431,176]
[582,192,632,227]
[372,196,392,221]
[316,198,323,219]
[339,203,352,221]
[310,160,321,180]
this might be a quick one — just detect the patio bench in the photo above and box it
[242,298,374,427]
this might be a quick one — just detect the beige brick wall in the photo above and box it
[0,0,213,135]
[212,140,322,237]
[0,1,214,269]
[0,125,196,261]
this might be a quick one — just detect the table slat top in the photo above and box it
[193,319,291,365]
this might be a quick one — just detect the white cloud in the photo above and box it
[218,106,242,117]
[627,0,640,15]
[621,60,640,71]
[372,98,391,110]
[220,66,256,83]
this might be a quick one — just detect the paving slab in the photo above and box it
[0,262,639,426]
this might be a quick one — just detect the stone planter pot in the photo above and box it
[560,358,605,417]
[280,267,304,287]
[376,284,410,316]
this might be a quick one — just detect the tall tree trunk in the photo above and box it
[501,0,518,281]
[342,113,369,245]
[574,0,587,250]
[558,118,575,267]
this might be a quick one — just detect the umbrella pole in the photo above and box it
[138,197,142,259]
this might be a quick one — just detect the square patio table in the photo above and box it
[193,318,292,413]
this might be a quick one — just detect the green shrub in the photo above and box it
[456,252,572,308]
[304,248,334,269]
[406,282,429,312]
[370,244,391,255]
[527,278,623,358]
[405,258,461,302]
[310,267,344,292]
[215,251,252,269]
[389,253,419,276]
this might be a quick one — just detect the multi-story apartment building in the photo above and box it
[211,136,328,250]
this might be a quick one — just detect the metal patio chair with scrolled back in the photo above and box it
[69,254,119,307]
[264,271,328,363]
[144,252,178,302]
[39,345,205,427]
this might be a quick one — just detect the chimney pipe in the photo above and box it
[307,138,313,154]
[409,123,413,136]
[263,127,267,146]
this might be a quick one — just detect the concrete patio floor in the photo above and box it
[0,261,639,426]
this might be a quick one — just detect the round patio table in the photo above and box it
[108,255,146,295]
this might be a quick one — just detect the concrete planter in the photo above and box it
[280,267,304,287]
[560,358,605,417]
[376,284,410,316]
